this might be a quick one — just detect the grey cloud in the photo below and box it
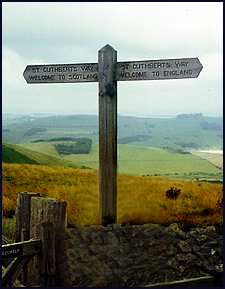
[2,2,223,116]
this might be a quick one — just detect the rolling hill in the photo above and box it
[2,113,223,150]
[2,113,223,181]
[2,144,39,164]
[11,142,222,181]
[2,143,78,168]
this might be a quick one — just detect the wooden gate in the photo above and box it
[2,192,67,287]
[2,239,41,287]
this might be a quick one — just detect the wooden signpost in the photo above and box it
[23,44,203,225]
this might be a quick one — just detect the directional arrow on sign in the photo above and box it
[23,63,98,84]
[117,58,203,81]
[23,57,203,84]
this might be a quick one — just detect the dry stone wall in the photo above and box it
[59,223,223,287]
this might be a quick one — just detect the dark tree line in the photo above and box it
[55,138,92,155]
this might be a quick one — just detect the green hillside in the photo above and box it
[2,144,38,164]
[2,113,223,181]
[21,142,59,157]
[2,113,223,150]
[2,143,78,168]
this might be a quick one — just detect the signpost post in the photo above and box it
[23,44,203,226]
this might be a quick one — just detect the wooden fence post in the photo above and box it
[39,222,56,287]
[15,191,40,285]
[15,192,41,243]
[28,197,67,286]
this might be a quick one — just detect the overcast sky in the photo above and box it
[2,2,223,117]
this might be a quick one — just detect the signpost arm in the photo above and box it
[98,44,117,225]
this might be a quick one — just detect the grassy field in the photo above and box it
[64,144,221,179]
[22,142,59,157]
[2,163,223,230]
[4,142,222,180]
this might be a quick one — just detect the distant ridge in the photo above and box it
[2,113,223,150]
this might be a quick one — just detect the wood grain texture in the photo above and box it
[28,197,67,286]
[15,192,41,243]
[39,222,56,286]
[98,44,117,225]
[15,192,41,285]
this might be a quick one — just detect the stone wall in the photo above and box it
[58,223,223,287]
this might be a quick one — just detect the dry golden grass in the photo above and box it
[2,163,223,227]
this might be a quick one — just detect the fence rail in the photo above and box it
[2,239,41,259]
[145,275,217,287]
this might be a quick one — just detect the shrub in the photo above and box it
[217,196,223,208]
[200,208,215,216]
[165,187,181,200]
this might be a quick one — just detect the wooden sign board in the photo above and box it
[2,244,23,259]
[2,239,41,259]
[23,63,98,83]
[23,58,202,83]
[117,58,203,81]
